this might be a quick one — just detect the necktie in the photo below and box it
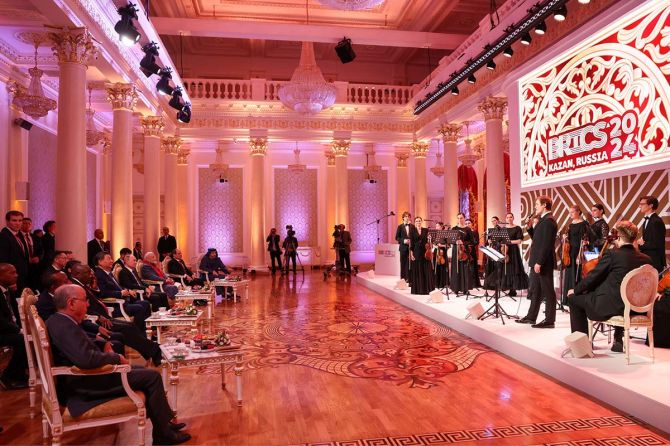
[2,290,17,325]
[16,231,28,257]
[643,216,649,229]
[23,232,33,257]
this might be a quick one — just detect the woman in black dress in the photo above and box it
[483,216,502,290]
[431,222,449,289]
[561,205,590,305]
[450,213,473,294]
[588,203,610,252]
[409,217,434,295]
[502,213,529,296]
[465,218,482,288]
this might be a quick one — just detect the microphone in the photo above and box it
[390,211,395,216]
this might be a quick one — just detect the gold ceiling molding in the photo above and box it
[191,116,415,133]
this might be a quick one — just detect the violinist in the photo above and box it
[432,222,449,289]
[567,221,652,352]
[501,213,529,297]
[560,206,590,306]
[450,213,474,294]
[465,218,482,288]
[409,216,434,295]
[588,204,610,253]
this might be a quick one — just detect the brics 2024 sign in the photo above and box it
[520,3,669,187]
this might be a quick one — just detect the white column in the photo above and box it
[49,29,96,259]
[162,136,180,240]
[176,147,190,259]
[101,135,112,239]
[478,96,508,223]
[332,139,350,227]
[7,106,29,214]
[325,150,336,262]
[411,140,429,219]
[439,123,461,224]
[249,136,267,271]
[394,151,410,218]
[140,116,164,256]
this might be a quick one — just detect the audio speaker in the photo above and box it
[335,38,356,64]
[14,118,33,131]
[466,302,484,319]
[563,332,594,358]
[428,289,443,303]
[393,279,408,290]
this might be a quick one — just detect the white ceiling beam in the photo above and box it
[151,17,466,50]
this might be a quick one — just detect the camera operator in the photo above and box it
[282,225,298,275]
[338,224,352,273]
[332,225,342,271]
[266,228,282,275]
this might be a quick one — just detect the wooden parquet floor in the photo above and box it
[1,272,668,445]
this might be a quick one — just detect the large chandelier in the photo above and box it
[458,122,479,167]
[430,139,444,177]
[85,86,104,147]
[210,146,230,182]
[288,142,306,172]
[12,40,56,119]
[279,41,336,115]
[316,0,385,10]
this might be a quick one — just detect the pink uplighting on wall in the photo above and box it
[86,151,96,237]
[274,168,317,246]
[348,169,388,251]
[28,127,56,228]
[198,167,243,253]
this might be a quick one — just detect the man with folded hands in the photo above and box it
[118,254,170,310]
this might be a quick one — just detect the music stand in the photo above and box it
[488,227,516,301]
[427,229,453,300]
[479,245,517,324]
[440,229,475,298]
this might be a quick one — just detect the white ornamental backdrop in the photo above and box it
[348,169,388,251]
[86,151,96,238]
[520,3,670,187]
[198,167,243,253]
[274,168,318,247]
[28,126,57,228]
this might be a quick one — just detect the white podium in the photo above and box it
[374,243,400,277]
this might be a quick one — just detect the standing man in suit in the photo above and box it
[157,227,177,261]
[40,220,56,270]
[567,221,652,352]
[517,195,559,328]
[266,228,282,275]
[395,211,412,281]
[0,263,28,389]
[339,224,352,273]
[87,229,108,268]
[0,210,30,293]
[20,217,42,291]
[638,196,666,273]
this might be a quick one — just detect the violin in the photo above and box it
[581,228,618,279]
[657,266,670,293]
[437,246,446,265]
[561,227,571,267]
[425,235,433,262]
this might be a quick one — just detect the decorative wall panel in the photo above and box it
[274,168,317,247]
[86,151,96,238]
[428,197,444,225]
[132,195,165,249]
[348,169,388,251]
[520,169,669,262]
[28,127,56,227]
[198,167,243,253]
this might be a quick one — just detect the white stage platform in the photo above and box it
[357,273,670,434]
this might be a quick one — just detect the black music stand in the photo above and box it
[427,229,453,300]
[479,245,518,324]
[488,227,516,301]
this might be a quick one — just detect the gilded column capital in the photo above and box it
[161,136,182,155]
[105,82,137,111]
[102,135,112,156]
[140,116,165,137]
[394,151,409,167]
[331,140,350,157]
[48,27,97,65]
[438,123,462,143]
[410,140,429,158]
[249,137,268,156]
[325,150,336,166]
[478,96,508,121]
[177,147,190,165]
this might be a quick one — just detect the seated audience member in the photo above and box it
[69,264,161,364]
[0,263,28,389]
[133,241,143,264]
[118,254,170,310]
[567,221,652,352]
[113,247,132,269]
[141,252,179,299]
[45,250,69,275]
[168,249,205,288]
[46,285,189,445]
[94,252,150,333]
[199,248,230,281]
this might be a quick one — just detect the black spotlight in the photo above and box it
[177,103,191,124]
[451,86,459,96]
[521,32,532,45]
[535,20,547,35]
[140,42,161,77]
[156,67,173,96]
[503,47,514,58]
[554,5,567,21]
[486,59,496,70]
[335,38,356,64]
[467,74,477,84]
[114,3,141,47]
[169,87,185,111]
[14,118,33,131]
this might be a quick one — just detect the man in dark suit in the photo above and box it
[0,263,28,389]
[20,218,42,291]
[567,221,652,352]
[40,220,56,271]
[87,228,108,268]
[46,284,190,445]
[157,227,177,261]
[339,224,352,273]
[395,211,412,281]
[0,210,30,294]
[517,195,559,328]
[167,249,204,287]
[266,228,282,275]
[118,254,169,310]
[638,195,666,272]
[44,250,68,276]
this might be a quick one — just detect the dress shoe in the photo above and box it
[0,377,28,390]
[531,320,555,328]
[515,317,534,324]
[169,421,187,431]
[611,340,624,353]
[153,430,191,445]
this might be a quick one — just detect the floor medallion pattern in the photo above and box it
[195,301,490,388]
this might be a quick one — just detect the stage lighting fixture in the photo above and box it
[114,3,141,47]
[521,32,532,45]
[14,118,33,131]
[156,67,173,96]
[140,42,161,77]
[554,5,567,21]
[177,103,191,124]
[503,47,514,58]
[169,87,184,111]
[486,60,496,70]
[335,38,356,64]
[451,86,459,96]
[535,20,547,35]
[578,0,591,4]
[467,74,476,84]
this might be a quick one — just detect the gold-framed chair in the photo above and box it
[588,264,660,364]
[17,288,40,416]
[27,306,146,446]
[162,256,187,287]
[193,253,210,284]
[136,260,165,292]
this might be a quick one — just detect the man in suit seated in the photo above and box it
[44,250,69,276]
[118,254,169,310]
[47,284,190,445]
[113,247,132,269]
[167,249,204,288]
[567,221,652,352]
[140,252,179,299]
[87,229,108,268]
[0,263,28,389]
[93,252,150,334]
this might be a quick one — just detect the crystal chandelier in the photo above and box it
[12,41,56,119]
[279,42,336,115]
[210,146,229,182]
[430,139,445,177]
[288,142,306,172]
[363,146,381,183]
[85,87,104,147]
[316,0,385,10]
[458,122,479,167]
